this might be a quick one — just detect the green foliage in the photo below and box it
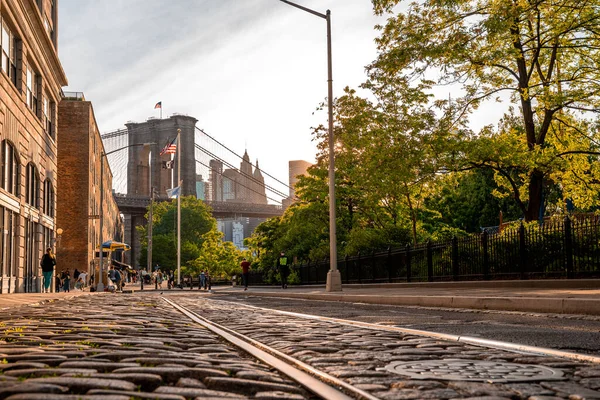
[426,169,523,233]
[137,196,241,278]
[248,0,600,274]
[369,0,600,221]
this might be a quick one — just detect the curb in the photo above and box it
[239,291,600,316]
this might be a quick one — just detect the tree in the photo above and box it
[186,229,243,279]
[137,196,218,270]
[370,0,600,220]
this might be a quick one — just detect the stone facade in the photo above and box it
[126,115,198,198]
[0,0,67,293]
[57,96,123,280]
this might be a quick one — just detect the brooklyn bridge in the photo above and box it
[101,114,289,267]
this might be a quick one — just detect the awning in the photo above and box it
[98,240,131,251]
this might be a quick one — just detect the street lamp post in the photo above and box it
[279,0,341,291]
[97,142,155,292]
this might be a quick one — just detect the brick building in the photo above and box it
[0,0,67,293]
[57,94,123,280]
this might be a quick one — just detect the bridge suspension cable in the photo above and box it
[194,143,288,199]
[196,127,291,190]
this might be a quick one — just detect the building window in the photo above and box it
[26,66,41,117]
[1,140,20,196]
[43,96,55,138]
[26,163,40,208]
[43,178,55,217]
[1,18,17,86]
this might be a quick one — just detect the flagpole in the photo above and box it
[176,128,181,288]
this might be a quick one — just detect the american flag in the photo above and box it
[160,137,177,155]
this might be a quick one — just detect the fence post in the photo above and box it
[482,230,490,280]
[406,244,412,282]
[565,216,574,279]
[387,246,393,283]
[344,255,349,284]
[427,240,433,282]
[451,236,459,280]
[357,252,362,284]
[519,222,527,279]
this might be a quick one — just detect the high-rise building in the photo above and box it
[0,0,68,294]
[210,150,268,205]
[283,160,312,208]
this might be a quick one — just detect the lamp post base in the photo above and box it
[96,283,105,292]
[326,269,342,292]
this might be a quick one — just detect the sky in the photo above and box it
[58,0,387,194]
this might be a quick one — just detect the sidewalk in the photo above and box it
[0,291,98,309]
[226,279,600,315]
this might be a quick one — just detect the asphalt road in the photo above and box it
[212,293,600,356]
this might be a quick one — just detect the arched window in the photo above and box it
[43,178,54,217]
[25,162,39,208]
[1,140,20,196]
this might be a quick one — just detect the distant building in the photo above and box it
[0,0,68,294]
[208,150,267,205]
[57,94,124,279]
[219,217,264,249]
[195,174,206,200]
[282,160,312,208]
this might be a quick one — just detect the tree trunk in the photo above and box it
[525,169,544,221]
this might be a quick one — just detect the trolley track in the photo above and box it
[162,294,600,400]
[163,297,379,400]
[207,297,600,364]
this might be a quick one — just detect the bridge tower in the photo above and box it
[122,115,197,269]
[126,115,198,197]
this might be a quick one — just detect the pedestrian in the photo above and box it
[55,274,61,293]
[199,271,206,290]
[168,270,174,289]
[206,272,212,291]
[40,247,56,293]
[73,268,80,282]
[240,258,250,291]
[61,269,71,292]
[278,252,290,289]
[157,269,163,290]
[114,268,122,292]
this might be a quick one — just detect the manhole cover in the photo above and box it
[383,359,565,383]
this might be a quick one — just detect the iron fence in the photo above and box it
[250,216,600,285]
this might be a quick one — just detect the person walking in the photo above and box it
[199,271,206,291]
[156,269,163,290]
[278,252,290,289]
[73,268,80,282]
[61,269,71,292]
[40,248,56,293]
[240,258,250,291]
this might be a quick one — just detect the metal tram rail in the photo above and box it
[163,297,380,400]
[211,298,600,364]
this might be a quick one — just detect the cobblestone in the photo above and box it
[3,293,600,399]
[0,295,311,399]
[177,297,600,400]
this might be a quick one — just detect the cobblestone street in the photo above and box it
[2,292,600,399]
[0,294,312,400]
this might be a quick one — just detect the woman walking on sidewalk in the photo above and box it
[40,248,56,293]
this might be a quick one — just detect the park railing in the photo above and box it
[250,216,600,285]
